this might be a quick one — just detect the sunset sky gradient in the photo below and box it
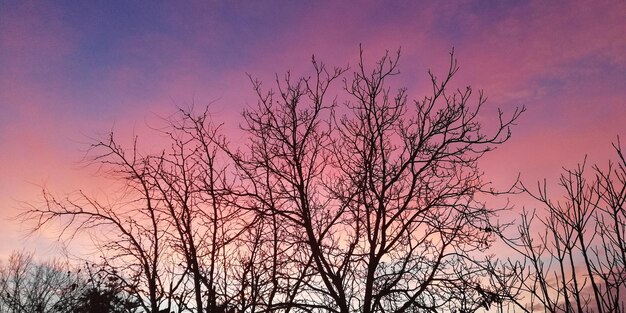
[1,0,625,258]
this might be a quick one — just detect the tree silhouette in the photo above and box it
[503,139,626,312]
[0,251,83,313]
[230,47,523,312]
[21,47,524,312]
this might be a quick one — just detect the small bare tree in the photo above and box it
[0,250,82,313]
[503,139,626,312]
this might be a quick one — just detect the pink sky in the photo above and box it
[1,0,625,258]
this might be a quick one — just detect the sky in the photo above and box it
[1,0,625,259]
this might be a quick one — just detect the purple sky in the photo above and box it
[1,0,625,258]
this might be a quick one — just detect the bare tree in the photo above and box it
[22,133,179,313]
[21,106,250,313]
[20,47,525,313]
[503,139,626,313]
[233,48,523,313]
[0,250,82,313]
